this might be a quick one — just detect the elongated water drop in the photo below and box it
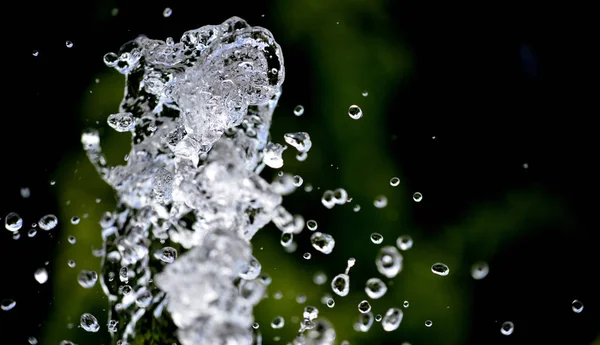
[284,132,312,153]
[38,214,58,231]
[1,299,16,311]
[280,232,293,247]
[77,270,98,288]
[331,274,350,296]
[80,313,100,332]
[431,263,449,276]
[382,308,403,331]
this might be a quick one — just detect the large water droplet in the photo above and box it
[374,195,388,208]
[390,177,400,186]
[28,336,37,344]
[348,105,363,120]
[303,306,319,320]
[370,232,383,244]
[306,220,318,231]
[353,312,373,332]
[280,232,293,247]
[331,273,350,296]
[1,299,16,311]
[382,307,403,331]
[5,212,23,232]
[292,175,303,187]
[413,192,423,202]
[80,313,100,332]
[38,214,58,231]
[396,235,413,250]
[572,299,584,313]
[310,232,335,254]
[431,263,449,276]
[375,246,403,278]
[284,132,312,153]
[425,320,433,327]
[500,321,514,335]
[156,246,177,263]
[470,261,489,280]
[34,268,48,284]
[293,105,304,116]
[365,278,387,299]
[77,270,98,288]
[358,300,371,313]
[271,316,285,329]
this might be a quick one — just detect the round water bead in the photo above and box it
[572,299,584,313]
[396,235,413,250]
[403,301,409,308]
[34,268,48,284]
[68,260,76,268]
[358,300,371,313]
[470,261,489,280]
[135,290,153,308]
[353,204,361,212]
[382,308,403,332]
[331,273,350,296]
[375,246,403,278]
[390,177,400,186]
[27,229,37,238]
[375,314,382,322]
[362,91,369,97]
[252,322,259,329]
[293,105,304,116]
[313,272,327,285]
[500,321,514,335]
[70,216,80,225]
[348,105,363,120]
[12,232,20,240]
[413,192,423,202]
[5,212,23,232]
[332,188,348,204]
[38,214,58,230]
[293,175,303,187]
[425,320,433,327]
[353,312,373,332]
[280,232,293,247]
[28,336,37,344]
[271,316,285,329]
[326,298,335,308]
[77,270,98,288]
[157,247,177,263]
[373,195,388,208]
[303,252,312,260]
[163,7,172,17]
[365,278,387,299]
[306,220,318,231]
[370,233,383,244]
[80,313,100,332]
[65,40,73,48]
[431,263,449,276]
[32,50,39,57]
[68,235,76,244]
[1,299,16,311]
[310,232,336,254]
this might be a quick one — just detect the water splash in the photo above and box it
[79,16,320,345]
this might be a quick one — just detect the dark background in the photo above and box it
[1,0,598,344]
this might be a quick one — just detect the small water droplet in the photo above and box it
[353,312,373,332]
[326,297,335,308]
[68,260,76,268]
[370,233,383,244]
[313,272,327,285]
[1,299,16,311]
[303,305,319,320]
[293,105,304,116]
[500,321,514,335]
[34,268,48,284]
[382,308,403,331]
[163,7,172,17]
[77,270,98,288]
[470,261,489,280]
[28,336,38,344]
[107,320,118,332]
[38,214,58,231]
[331,273,350,296]
[80,313,100,332]
[27,229,37,238]
[390,177,400,186]
[293,175,303,187]
[431,263,449,276]
[157,247,177,263]
[280,232,293,247]
[5,212,23,232]
[425,320,433,328]
[374,195,387,208]
[375,314,382,322]
[572,299,584,313]
[396,235,413,250]
[413,192,423,202]
[68,235,76,244]
[403,300,409,308]
[306,220,318,231]
[365,278,387,299]
[65,40,73,48]
[348,105,363,119]
[310,232,335,254]
[303,252,312,260]
[358,300,371,313]
[353,204,361,212]
[375,246,403,278]
[362,91,369,97]
[32,50,39,57]
[271,316,285,329]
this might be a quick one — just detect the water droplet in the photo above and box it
[70,216,80,225]
[68,235,76,244]
[32,50,39,57]
[21,187,31,198]
[321,190,335,209]
[425,320,433,328]
[374,195,387,208]
[470,261,489,280]
[326,297,335,308]
[163,7,172,17]
[293,105,304,116]
[271,316,285,329]
[50,180,56,186]
[27,229,37,237]
[375,314,382,322]
[313,271,327,285]
[292,175,303,187]
[396,235,413,250]
[413,192,423,202]
[77,270,98,288]
[303,252,312,260]
[365,277,388,299]
[5,212,23,232]
[1,299,16,311]
[431,263,449,276]
[12,232,20,240]
[107,112,135,132]
[119,267,128,282]
[310,232,335,254]
[80,313,100,332]
[403,300,409,308]
[108,319,118,332]
[280,232,293,247]
[252,322,259,329]
[28,336,38,344]
[34,268,48,284]
[68,260,76,268]
[332,188,348,204]
[303,305,319,320]
[331,273,350,296]
[348,105,363,119]
[358,300,371,313]
[296,152,308,161]
[353,204,361,212]
[370,232,383,244]
[572,299,584,313]
[362,91,369,97]
[500,321,514,335]
[382,308,403,331]
[375,246,403,278]
[65,40,73,48]
[296,294,306,303]
[306,220,318,231]
[135,290,153,308]
[390,177,400,186]
[38,214,58,231]
[353,312,373,332]
[157,246,177,263]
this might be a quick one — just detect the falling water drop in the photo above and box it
[38,214,58,231]
[358,300,371,313]
[572,300,584,313]
[32,50,39,57]
[306,220,318,231]
[157,247,177,263]
[70,216,80,225]
[77,270,98,288]
[331,274,350,296]
[425,320,433,328]
[348,105,363,120]
[365,278,388,299]
[303,252,312,260]
[396,235,413,250]
[1,299,16,311]
[80,313,100,332]
[310,232,335,254]
[390,177,400,186]
[470,261,489,280]
[413,192,423,202]
[313,271,327,285]
[292,175,303,187]
[280,232,293,247]
[271,316,285,329]
[431,263,449,276]
[163,7,172,17]
[293,105,304,116]
[375,246,403,278]
[4,212,23,232]
[65,40,73,48]
[353,312,373,332]
[362,91,369,97]
[68,235,77,244]
[27,229,37,238]
[403,301,409,308]
[373,195,388,208]
[370,233,383,244]
[382,308,403,331]
[34,268,48,284]
[500,321,514,335]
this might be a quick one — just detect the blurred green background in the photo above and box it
[1,0,598,344]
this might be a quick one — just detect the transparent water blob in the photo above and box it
[27,229,37,238]
[358,300,371,313]
[240,256,262,280]
[310,232,336,254]
[470,261,489,280]
[5,212,23,232]
[331,274,350,296]
[284,132,312,153]
[77,270,98,288]
[375,246,403,278]
[263,142,286,169]
[38,214,58,231]
[413,192,423,202]
[107,320,118,332]
[313,271,327,285]
[306,220,318,231]
[21,187,31,198]
[572,299,584,313]
[370,233,384,244]
[156,246,177,263]
[68,260,76,268]
[390,177,400,186]
[34,268,48,284]
[500,321,514,335]
[326,297,335,308]
[297,152,308,162]
[293,175,303,187]
[362,91,369,97]
[303,306,319,320]
[107,112,134,132]
[396,235,413,250]
[303,252,312,260]
[135,290,153,308]
[321,190,335,209]
[67,235,76,244]
[32,50,39,57]
[365,277,387,299]
[271,316,285,329]
[293,105,304,116]
[70,216,80,225]
[374,195,388,208]
[332,188,348,204]
[431,263,449,276]
[28,336,37,344]
[280,232,293,247]
[65,40,73,48]
[403,301,409,308]
[425,320,433,327]
[375,314,382,322]
[353,312,373,332]
[80,313,100,332]
[353,204,361,212]
[163,7,172,17]
[382,308,403,331]
[348,105,363,120]
[1,299,16,311]
[296,294,306,304]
